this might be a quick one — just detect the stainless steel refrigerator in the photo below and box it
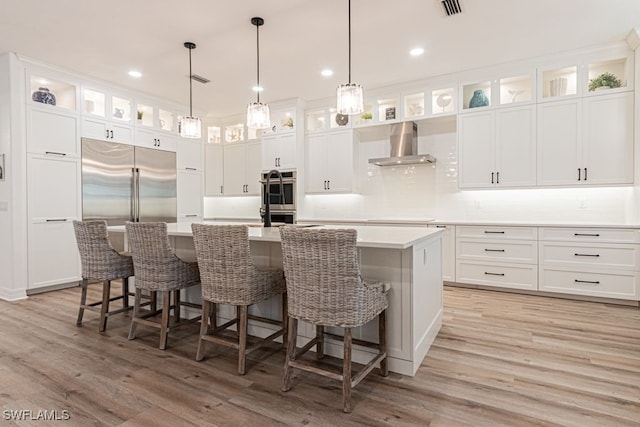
[81,138,177,227]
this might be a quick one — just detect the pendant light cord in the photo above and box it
[348,0,352,84]
[256,22,261,103]
[188,46,193,117]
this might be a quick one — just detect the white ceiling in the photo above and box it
[1,1,639,118]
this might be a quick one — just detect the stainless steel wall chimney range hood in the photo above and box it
[368,121,436,166]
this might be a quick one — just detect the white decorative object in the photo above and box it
[550,77,567,96]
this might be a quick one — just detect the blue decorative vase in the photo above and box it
[32,87,56,106]
[469,89,489,108]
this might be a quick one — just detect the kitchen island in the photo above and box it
[110,222,444,376]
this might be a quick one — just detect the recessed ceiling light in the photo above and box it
[321,69,334,77]
[409,47,424,57]
[128,70,142,78]
[252,86,264,92]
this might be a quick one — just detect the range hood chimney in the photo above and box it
[368,121,436,166]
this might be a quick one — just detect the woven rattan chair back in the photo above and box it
[125,222,199,291]
[73,220,133,281]
[280,227,385,328]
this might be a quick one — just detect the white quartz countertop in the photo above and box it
[108,221,444,250]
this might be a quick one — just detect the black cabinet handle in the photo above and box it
[574,279,600,285]
[574,233,600,237]
[106,129,110,139]
[157,138,160,147]
[274,158,277,167]
[46,218,67,222]
[110,130,114,139]
[584,168,587,181]
[484,272,505,276]
[484,231,505,234]
[220,185,223,194]
[496,172,499,184]
[186,214,198,217]
[575,253,600,257]
[484,249,505,252]
[323,180,327,190]
[491,172,494,184]
[577,168,581,181]
[436,225,447,228]
[327,180,330,190]
[185,167,197,171]
[45,151,66,156]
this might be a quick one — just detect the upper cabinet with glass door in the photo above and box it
[82,85,134,125]
[306,107,351,132]
[459,71,534,112]
[135,101,176,133]
[402,85,457,120]
[28,69,78,112]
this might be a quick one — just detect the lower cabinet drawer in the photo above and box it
[456,261,537,290]
[539,242,640,270]
[539,268,639,300]
[457,239,537,264]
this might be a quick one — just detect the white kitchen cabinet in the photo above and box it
[177,137,202,171]
[177,169,203,222]
[223,141,261,196]
[537,92,633,186]
[455,225,538,291]
[204,144,224,196]
[134,128,176,152]
[27,153,81,290]
[27,107,79,157]
[458,105,535,188]
[429,224,455,282]
[306,130,357,193]
[538,227,640,300]
[261,133,296,171]
[82,116,133,145]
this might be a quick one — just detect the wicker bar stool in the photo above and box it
[125,222,201,350]
[191,224,287,375]
[279,227,389,413]
[72,220,134,333]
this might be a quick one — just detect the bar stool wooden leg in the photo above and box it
[174,289,181,323]
[379,309,388,376]
[77,279,88,326]
[208,302,216,334]
[99,280,111,333]
[238,305,249,375]
[128,288,142,340]
[159,291,171,350]
[122,278,129,308]
[282,293,288,349]
[196,300,210,361]
[282,317,298,392]
[316,325,324,359]
[150,291,157,312]
[343,327,353,413]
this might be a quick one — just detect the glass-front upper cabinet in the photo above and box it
[306,107,350,132]
[136,103,155,128]
[207,126,221,144]
[586,56,629,94]
[377,96,399,123]
[82,85,133,123]
[158,108,174,132]
[352,101,374,127]
[540,65,578,100]
[430,86,456,116]
[224,123,245,143]
[461,80,492,111]
[498,73,534,106]
[29,72,77,111]
[403,92,425,119]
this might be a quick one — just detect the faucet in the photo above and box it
[263,169,284,227]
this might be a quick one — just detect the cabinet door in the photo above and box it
[276,133,297,170]
[537,100,581,186]
[325,130,354,192]
[82,117,133,145]
[177,170,203,221]
[204,144,224,196]
[28,108,79,156]
[458,112,495,188]
[111,122,134,145]
[430,225,455,282]
[223,144,247,196]
[28,221,81,289]
[306,133,329,193]
[244,142,262,195]
[177,139,202,171]
[261,135,279,171]
[495,106,536,187]
[582,92,633,185]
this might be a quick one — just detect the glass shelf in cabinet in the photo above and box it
[31,75,77,111]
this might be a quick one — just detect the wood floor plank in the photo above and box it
[1,286,639,426]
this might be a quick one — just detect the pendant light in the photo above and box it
[247,17,271,130]
[179,41,202,139]
[336,0,363,115]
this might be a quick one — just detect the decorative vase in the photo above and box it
[32,87,56,106]
[469,89,489,108]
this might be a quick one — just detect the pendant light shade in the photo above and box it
[337,0,364,115]
[247,17,271,130]
[179,42,202,139]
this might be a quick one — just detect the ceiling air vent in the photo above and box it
[441,0,462,16]
[191,74,210,84]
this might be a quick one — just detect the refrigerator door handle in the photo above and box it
[135,168,141,222]
[130,167,136,221]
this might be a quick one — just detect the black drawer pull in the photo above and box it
[185,167,197,171]
[574,279,600,285]
[574,233,600,237]
[185,214,198,217]
[436,225,446,228]
[485,249,505,252]
[484,231,505,234]
[484,272,505,276]
[46,218,67,222]
[574,253,600,257]
[45,151,66,156]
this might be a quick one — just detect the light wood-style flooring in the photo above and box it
[1,285,639,426]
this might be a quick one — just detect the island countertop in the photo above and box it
[109,221,444,250]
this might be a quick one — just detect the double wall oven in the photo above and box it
[260,170,296,224]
